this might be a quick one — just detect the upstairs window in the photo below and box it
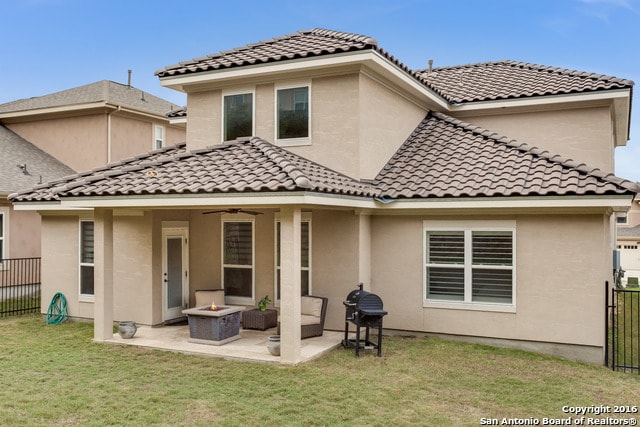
[223,93,253,141]
[425,222,515,308]
[154,125,164,149]
[79,221,94,297]
[276,86,309,143]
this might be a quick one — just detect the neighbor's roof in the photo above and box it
[418,60,634,104]
[0,80,181,117]
[9,137,377,202]
[0,125,75,195]
[374,112,638,199]
[618,225,640,238]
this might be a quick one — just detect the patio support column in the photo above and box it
[93,208,114,342]
[356,210,372,291]
[279,206,302,364]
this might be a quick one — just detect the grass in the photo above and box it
[0,315,639,426]
[613,288,640,371]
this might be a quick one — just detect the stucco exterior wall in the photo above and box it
[183,72,425,180]
[359,74,428,180]
[186,90,221,151]
[0,200,40,258]
[112,213,153,323]
[8,115,108,171]
[7,113,186,173]
[462,106,614,173]
[40,215,88,318]
[311,210,360,330]
[165,123,186,146]
[370,213,611,362]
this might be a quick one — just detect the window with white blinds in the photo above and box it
[425,224,514,306]
[79,220,94,296]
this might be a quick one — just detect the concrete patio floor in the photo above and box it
[103,324,345,364]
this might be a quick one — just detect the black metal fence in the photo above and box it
[606,281,640,374]
[0,258,41,317]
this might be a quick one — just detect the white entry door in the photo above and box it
[162,226,189,321]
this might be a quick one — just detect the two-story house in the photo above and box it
[0,80,186,260]
[9,29,637,364]
[617,199,640,285]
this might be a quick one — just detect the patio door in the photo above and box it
[162,225,189,321]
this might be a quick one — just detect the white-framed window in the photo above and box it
[274,213,312,301]
[79,220,95,298]
[154,125,164,149]
[222,218,254,304]
[223,91,254,142]
[0,208,6,266]
[616,213,628,225]
[275,84,310,146]
[424,220,515,311]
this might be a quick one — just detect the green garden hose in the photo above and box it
[45,292,69,325]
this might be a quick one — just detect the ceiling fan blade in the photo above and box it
[202,208,263,215]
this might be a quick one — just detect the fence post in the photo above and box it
[605,280,609,368]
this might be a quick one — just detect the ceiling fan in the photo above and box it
[202,208,263,215]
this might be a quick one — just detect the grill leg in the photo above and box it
[355,321,361,357]
[377,323,383,357]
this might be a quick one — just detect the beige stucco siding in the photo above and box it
[371,214,610,349]
[310,210,360,330]
[112,213,153,323]
[109,115,175,162]
[8,115,108,171]
[1,201,40,258]
[359,73,428,180]
[40,216,87,318]
[186,90,221,151]
[183,72,426,180]
[463,106,614,173]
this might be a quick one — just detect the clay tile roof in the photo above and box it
[417,60,634,104]
[374,111,639,199]
[166,107,187,118]
[154,28,410,78]
[9,137,378,202]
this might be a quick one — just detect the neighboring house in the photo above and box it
[0,80,186,261]
[0,125,75,259]
[9,29,638,365]
[617,198,640,285]
[0,80,185,172]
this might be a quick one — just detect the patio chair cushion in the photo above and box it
[301,296,323,317]
[195,289,225,307]
[301,314,320,326]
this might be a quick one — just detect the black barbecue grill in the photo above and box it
[342,283,388,357]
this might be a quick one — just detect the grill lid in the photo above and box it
[343,283,387,316]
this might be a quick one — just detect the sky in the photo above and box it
[2,0,639,181]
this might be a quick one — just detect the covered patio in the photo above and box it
[103,324,345,364]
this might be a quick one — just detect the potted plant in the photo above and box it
[257,295,271,311]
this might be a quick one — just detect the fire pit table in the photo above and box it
[182,305,244,345]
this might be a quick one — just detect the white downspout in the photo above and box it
[107,106,121,163]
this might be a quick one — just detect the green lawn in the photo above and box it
[612,288,640,372]
[0,315,639,426]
